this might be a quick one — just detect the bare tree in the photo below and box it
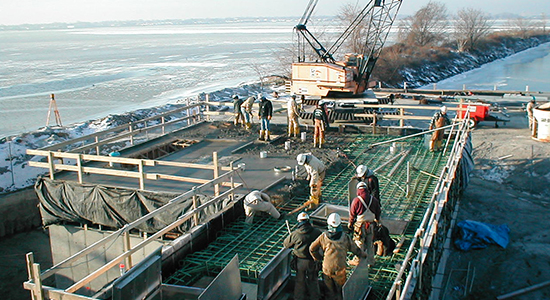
[454,8,493,52]
[507,17,537,38]
[399,1,449,47]
[540,13,547,34]
[336,2,366,54]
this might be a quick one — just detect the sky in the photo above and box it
[1,0,549,26]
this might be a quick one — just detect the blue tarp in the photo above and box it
[453,220,510,251]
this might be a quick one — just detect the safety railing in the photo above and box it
[386,111,472,300]
[41,102,203,154]
[26,149,233,192]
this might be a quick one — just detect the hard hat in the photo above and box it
[260,96,267,101]
[440,106,447,113]
[356,181,367,190]
[356,165,368,177]
[291,95,296,99]
[297,212,309,222]
[327,213,342,227]
[296,153,307,165]
[232,94,239,99]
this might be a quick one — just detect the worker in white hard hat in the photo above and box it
[287,95,301,138]
[243,190,281,224]
[283,212,322,300]
[232,94,245,127]
[310,213,366,300]
[349,181,381,266]
[429,105,451,151]
[297,153,326,210]
[355,165,380,204]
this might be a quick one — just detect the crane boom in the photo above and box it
[291,0,403,97]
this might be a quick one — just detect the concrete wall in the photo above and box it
[0,187,41,237]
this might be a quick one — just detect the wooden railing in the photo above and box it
[42,102,203,154]
[27,149,234,192]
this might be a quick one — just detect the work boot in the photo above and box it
[246,122,251,130]
[259,130,265,141]
[266,130,271,142]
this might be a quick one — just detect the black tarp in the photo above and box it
[35,177,230,233]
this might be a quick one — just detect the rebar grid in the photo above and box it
[165,133,451,300]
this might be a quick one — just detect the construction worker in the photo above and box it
[297,153,326,210]
[355,165,380,204]
[526,97,536,133]
[241,95,255,129]
[283,212,322,300]
[310,213,366,300]
[287,95,301,137]
[243,190,281,224]
[232,95,244,127]
[258,96,273,141]
[348,181,381,266]
[429,105,451,151]
[313,102,329,148]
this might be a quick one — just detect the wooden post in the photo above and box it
[161,116,165,135]
[138,160,145,190]
[123,232,133,269]
[400,108,405,127]
[77,154,83,184]
[129,123,134,146]
[213,152,220,196]
[32,263,44,300]
[95,136,100,155]
[47,152,55,180]
[26,253,35,282]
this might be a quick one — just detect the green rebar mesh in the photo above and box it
[165,133,451,300]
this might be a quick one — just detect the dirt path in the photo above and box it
[442,109,550,300]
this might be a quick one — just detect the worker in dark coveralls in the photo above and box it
[232,95,244,127]
[429,105,451,151]
[258,96,273,141]
[313,102,329,148]
[283,212,322,300]
[348,181,381,266]
[310,213,366,300]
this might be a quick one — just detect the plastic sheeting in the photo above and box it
[35,177,230,233]
[453,220,510,251]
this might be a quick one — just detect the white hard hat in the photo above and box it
[356,165,368,177]
[356,181,367,190]
[232,94,239,99]
[440,106,447,113]
[296,154,307,165]
[327,213,342,227]
[297,212,310,222]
